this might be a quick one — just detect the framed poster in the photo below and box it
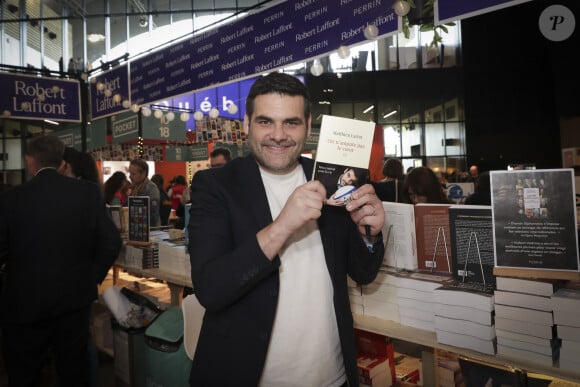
[128,196,151,246]
[490,169,580,279]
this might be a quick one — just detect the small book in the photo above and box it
[312,115,375,206]
[494,290,552,311]
[433,284,495,312]
[496,276,562,297]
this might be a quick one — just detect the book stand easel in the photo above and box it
[461,231,487,285]
[385,224,403,271]
[430,226,451,272]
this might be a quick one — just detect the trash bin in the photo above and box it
[111,319,148,387]
[105,286,163,387]
[142,306,191,387]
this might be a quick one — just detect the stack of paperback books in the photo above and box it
[361,269,400,323]
[551,286,580,371]
[433,282,496,355]
[355,329,395,386]
[395,271,452,332]
[494,276,560,367]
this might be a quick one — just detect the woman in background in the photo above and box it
[151,174,172,226]
[103,171,131,206]
[61,147,100,184]
[403,166,451,204]
[372,157,405,202]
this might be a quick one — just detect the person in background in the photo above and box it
[57,144,105,387]
[469,164,480,182]
[372,157,405,202]
[0,135,122,387]
[403,166,451,204]
[128,159,161,227]
[61,147,100,184]
[188,72,385,386]
[465,170,491,205]
[103,171,131,206]
[151,174,172,226]
[209,147,232,168]
[168,174,188,212]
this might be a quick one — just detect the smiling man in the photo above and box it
[187,72,385,387]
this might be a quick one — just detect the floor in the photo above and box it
[0,269,172,387]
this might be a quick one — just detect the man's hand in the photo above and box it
[257,180,326,259]
[345,184,385,237]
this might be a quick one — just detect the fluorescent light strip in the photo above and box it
[43,119,59,125]
[363,105,374,114]
[383,110,397,119]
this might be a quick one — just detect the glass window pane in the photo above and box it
[86,1,105,67]
[331,102,353,119]
[444,122,464,156]
[424,122,445,156]
[383,124,401,157]
[401,123,421,158]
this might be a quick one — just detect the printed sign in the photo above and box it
[0,73,81,122]
[90,64,130,120]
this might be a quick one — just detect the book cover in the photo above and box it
[448,205,495,285]
[490,169,580,272]
[381,202,418,271]
[495,276,562,297]
[494,289,552,311]
[414,203,453,274]
[312,115,375,206]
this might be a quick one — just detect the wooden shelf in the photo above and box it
[353,313,580,383]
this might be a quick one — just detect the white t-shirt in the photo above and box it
[258,165,345,387]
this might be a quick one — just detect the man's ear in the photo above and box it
[243,114,250,133]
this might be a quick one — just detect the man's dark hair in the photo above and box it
[130,158,149,174]
[245,72,311,119]
[63,147,100,184]
[210,147,232,161]
[25,135,65,169]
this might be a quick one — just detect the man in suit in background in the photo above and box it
[188,72,385,386]
[0,135,122,387]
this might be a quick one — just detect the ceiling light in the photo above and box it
[337,46,350,59]
[363,105,374,114]
[383,110,398,118]
[310,61,324,76]
[43,119,59,125]
[139,16,148,27]
[393,0,411,17]
[87,34,105,43]
[364,24,379,40]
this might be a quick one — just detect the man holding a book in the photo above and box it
[187,72,385,386]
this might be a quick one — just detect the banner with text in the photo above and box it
[90,64,131,120]
[0,73,81,122]
[130,0,399,106]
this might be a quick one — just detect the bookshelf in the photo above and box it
[353,313,580,383]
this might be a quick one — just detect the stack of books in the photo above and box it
[395,272,452,332]
[355,329,395,386]
[348,275,364,315]
[433,282,496,355]
[361,269,400,323]
[494,276,560,367]
[122,243,159,269]
[551,287,580,371]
